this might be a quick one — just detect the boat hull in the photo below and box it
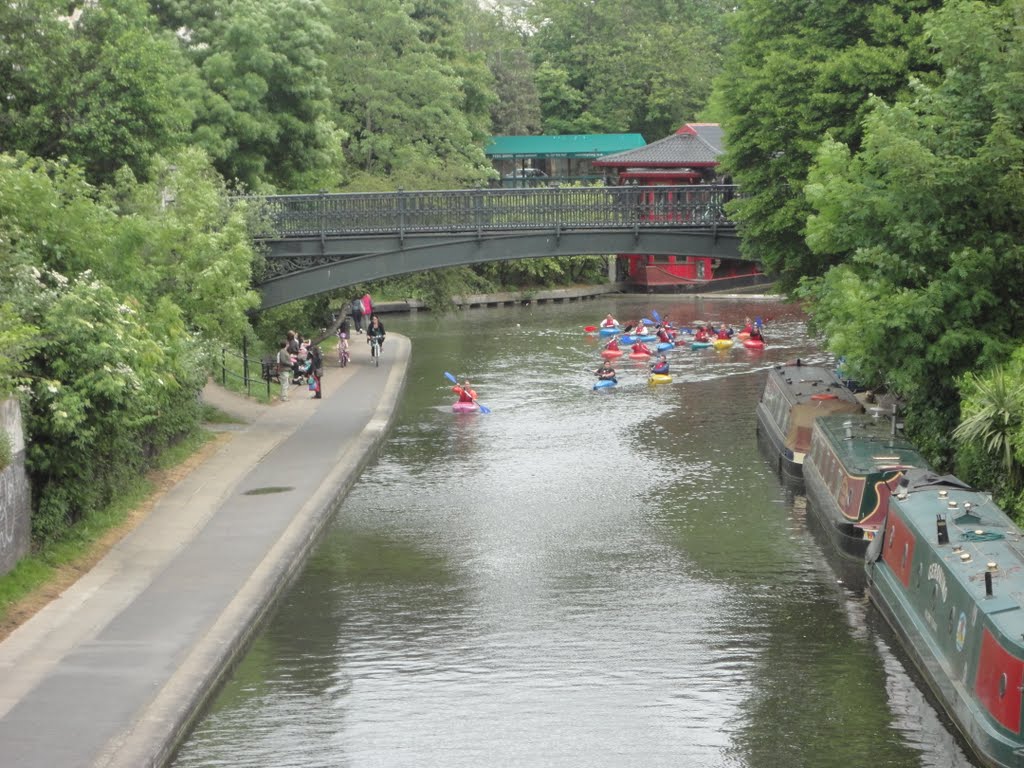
[867,471,1024,768]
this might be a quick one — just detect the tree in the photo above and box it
[714,0,942,293]
[800,0,1024,464]
[0,0,199,185]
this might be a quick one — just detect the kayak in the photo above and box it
[737,331,750,340]
[598,326,620,336]
[742,338,765,350]
[648,373,673,385]
[690,341,713,349]
[619,335,637,345]
[600,349,624,359]
[593,379,617,390]
[713,338,734,350]
[628,352,651,360]
[638,334,658,342]
[656,342,674,352]
[452,401,479,413]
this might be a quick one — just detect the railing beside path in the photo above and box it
[238,184,738,240]
[218,340,272,400]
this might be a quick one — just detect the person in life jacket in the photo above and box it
[595,360,617,383]
[605,338,620,352]
[716,325,733,340]
[600,313,619,328]
[452,379,477,403]
[694,327,710,343]
[656,325,672,344]
[651,355,670,375]
[631,341,652,356]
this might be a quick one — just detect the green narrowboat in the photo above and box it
[805,413,931,562]
[867,469,1024,767]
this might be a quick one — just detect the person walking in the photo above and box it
[275,341,291,402]
[350,297,364,334]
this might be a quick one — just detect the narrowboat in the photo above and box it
[755,360,862,486]
[866,470,1024,767]
[804,413,931,562]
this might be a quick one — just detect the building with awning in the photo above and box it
[592,123,726,184]
[486,134,646,185]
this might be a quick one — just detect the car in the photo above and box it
[503,168,548,179]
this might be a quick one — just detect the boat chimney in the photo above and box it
[985,570,994,597]
[936,514,949,545]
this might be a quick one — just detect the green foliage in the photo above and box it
[799,0,1024,467]
[955,367,1024,486]
[715,0,942,293]
[0,430,10,472]
[0,0,199,186]
[526,0,730,138]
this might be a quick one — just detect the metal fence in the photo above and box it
[237,184,738,240]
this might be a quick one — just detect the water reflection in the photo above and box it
[172,297,980,768]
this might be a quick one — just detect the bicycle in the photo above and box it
[369,336,382,367]
[337,333,350,367]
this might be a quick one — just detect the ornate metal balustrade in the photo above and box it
[239,184,738,240]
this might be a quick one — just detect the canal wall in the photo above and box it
[0,397,31,577]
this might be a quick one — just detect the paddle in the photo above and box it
[584,325,597,332]
[651,308,662,324]
[444,371,491,414]
[641,317,655,326]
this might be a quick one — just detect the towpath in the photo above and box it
[0,335,410,768]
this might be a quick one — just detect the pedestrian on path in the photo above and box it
[275,341,291,401]
[351,297,363,333]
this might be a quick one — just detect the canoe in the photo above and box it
[690,341,713,349]
[648,373,672,385]
[713,338,734,350]
[593,379,617,390]
[452,401,479,413]
[600,349,624,359]
[628,352,651,360]
[598,326,620,336]
[742,338,765,350]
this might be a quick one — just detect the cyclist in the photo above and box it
[366,314,386,359]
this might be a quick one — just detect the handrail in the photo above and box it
[236,184,738,240]
[218,344,272,400]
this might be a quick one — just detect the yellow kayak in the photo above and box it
[712,338,734,350]
[649,373,673,385]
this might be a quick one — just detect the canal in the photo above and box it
[171,296,978,768]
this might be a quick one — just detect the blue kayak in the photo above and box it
[598,326,619,336]
[593,379,617,390]
[619,335,637,345]
[656,342,674,352]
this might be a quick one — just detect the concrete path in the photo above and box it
[0,334,411,768]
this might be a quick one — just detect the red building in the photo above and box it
[594,123,766,292]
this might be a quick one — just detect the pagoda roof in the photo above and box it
[485,134,646,160]
[593,124,723,168]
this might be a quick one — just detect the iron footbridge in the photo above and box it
[239,185,741,308]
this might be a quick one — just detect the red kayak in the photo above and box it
[601,349,624,359]
[743,338,765,350]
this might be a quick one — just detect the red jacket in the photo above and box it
[452,385,477,403]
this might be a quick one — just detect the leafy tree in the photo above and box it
[527,0,730,138]
[0,0,199,185]
[800,0,1024,465]
[715,0,941,292]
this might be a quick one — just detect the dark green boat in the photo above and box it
[867,469,1024,767]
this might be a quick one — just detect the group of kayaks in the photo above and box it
[588,313,766,391]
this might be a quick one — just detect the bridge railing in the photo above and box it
[237,185,738,239]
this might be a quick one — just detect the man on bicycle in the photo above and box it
[366,315,386,358]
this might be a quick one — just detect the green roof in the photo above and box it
[486,134,646,159]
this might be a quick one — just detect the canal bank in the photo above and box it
[0,335,411,768]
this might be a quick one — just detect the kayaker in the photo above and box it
[656,325,672,344]
[651,355,669,375]
[595,360,618,383]
[605,337,620,352]
[631,340,652,356]
[694,327,710,343]
[600,313,619,328]
[452,379,477,403]
[716,325,733,340]
[749,327,764,342]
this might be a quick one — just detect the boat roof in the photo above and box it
[813,414,931,475]
[766,362,862,408]
[894,468,1024,633]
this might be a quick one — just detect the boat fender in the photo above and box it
[811,393,838,401]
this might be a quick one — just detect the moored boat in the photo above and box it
[755,360,863,486]
[866,470,1024,768]
[804,413,931,561]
